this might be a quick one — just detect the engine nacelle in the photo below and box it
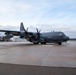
[5,34,13,39]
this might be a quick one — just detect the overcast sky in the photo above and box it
[0,0,76,38]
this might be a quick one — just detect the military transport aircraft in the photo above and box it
[0,22,69,45]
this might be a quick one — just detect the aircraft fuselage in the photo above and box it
[25,31,69,45]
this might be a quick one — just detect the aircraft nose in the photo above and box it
[66,36,69,40]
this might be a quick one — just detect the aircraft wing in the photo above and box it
[0,30,20,36]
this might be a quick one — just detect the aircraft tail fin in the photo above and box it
[20,22,25,32]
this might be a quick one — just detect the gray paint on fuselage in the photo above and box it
[40,32,68,43]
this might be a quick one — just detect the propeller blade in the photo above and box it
[35,28,41,39]
[39,30,41,33]
[36,28,38,33]
[36,28,41,33]
[26,27,29,31]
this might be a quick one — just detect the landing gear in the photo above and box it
[33,42,39,44]
[58,42,62,45]
[41,42,46,44]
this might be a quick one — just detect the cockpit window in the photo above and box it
[59,32,65,36]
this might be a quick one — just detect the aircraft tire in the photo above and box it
[58,42,62,45]
[44,42,46,44]
[41,42,46,44]
[33,42,39,44]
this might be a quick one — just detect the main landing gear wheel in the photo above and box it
[58,42,62,45]
[41,42,46,44]
[33,42,39,44]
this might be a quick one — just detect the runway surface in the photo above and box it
[0,41,76,68]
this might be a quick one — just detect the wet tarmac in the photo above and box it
[0,41,76,68]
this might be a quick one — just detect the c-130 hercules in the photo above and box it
[0,22,69,45]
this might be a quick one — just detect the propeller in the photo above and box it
[25,27,29,33]
[35,28,41,39]
[20,27,29,38]
[36,28,41,33]
[20,22,29,38]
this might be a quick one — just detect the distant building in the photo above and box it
[0,36,3,41]
[0,36,11,41]
[0,35,26,42]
